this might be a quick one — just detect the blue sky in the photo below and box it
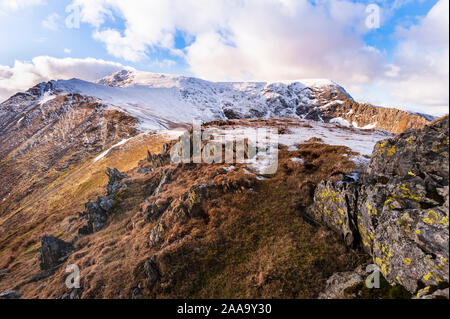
[0,0,190,74]
[0,0,448,115]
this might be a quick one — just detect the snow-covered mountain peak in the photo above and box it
[1,69,431,133]
[98,69,349,93]
[97,69,210,90]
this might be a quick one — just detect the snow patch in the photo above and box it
[360,122,377,130]
[290,158,305,164]
[39,92,56,105]
[94,137,132,162]
[330,117,351,128]
[346,172,361,182]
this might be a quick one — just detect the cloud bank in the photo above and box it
[0,56,125,102]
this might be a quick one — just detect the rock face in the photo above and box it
[39,236,74,271]
[309,118,449,295]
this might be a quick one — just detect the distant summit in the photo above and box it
[1,69,432,133]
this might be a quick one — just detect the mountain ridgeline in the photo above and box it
[1,69,431,133]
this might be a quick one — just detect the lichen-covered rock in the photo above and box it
[359,119,449,293]
[414,287,449,299]
[309,118,449,295]
[39,236,74,270]
[145,197,173,222]
[308,180,358,246]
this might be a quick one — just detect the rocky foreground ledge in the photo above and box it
[311,117,449,298]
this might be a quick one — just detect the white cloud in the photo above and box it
[0,56,126,102]
[64,48,72,54]
[0,0,45,11]
[378,0,449,115]
[0,0,446,115]
[72,0,385,86]
[42,13,61,31]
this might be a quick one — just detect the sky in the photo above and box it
[0,0,448,115]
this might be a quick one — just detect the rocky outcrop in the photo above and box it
[137,143,172,174]
[78,168,129,235]
[310,118,449,295]
[322,99,431,133]
[148,181,213,248]
[39,236,74,271]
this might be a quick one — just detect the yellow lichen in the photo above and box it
[366,202,378,216]
[398,184,421,201]
[386,145,396,156]
[422,210,449,226]
[402,258,412,266]
[377,141,387,155]
[423,272,433,281]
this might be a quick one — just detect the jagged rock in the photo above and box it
[0,290,23,299]
[145,197,172,222]
[106,167,129,196]
[308,118,449,294]
[144,257,160,290]
[153,170,172,196]
[149,221,165,247]
[318,264,367,299]
[180,182,212,218]
[144,144,172,169]
[98,196,115,212]
[148,181,214,247]
[39,236,74,271]
[78,168,128,235]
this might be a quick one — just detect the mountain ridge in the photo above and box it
[1,69,432,133]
